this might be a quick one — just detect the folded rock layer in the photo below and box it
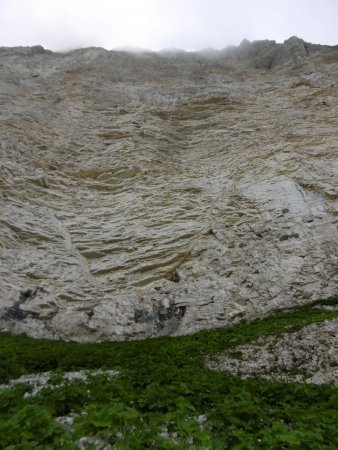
[0,37,337,341]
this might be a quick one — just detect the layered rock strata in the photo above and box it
[0,37,337,341]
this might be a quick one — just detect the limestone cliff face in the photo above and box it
[0,37,337,341]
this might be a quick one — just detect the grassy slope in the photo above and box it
[0,297,337,449]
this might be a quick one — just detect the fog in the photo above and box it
[1,0,337,51]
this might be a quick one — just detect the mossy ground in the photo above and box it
[1,297,338,449]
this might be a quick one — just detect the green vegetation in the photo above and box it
[0,297,338,449]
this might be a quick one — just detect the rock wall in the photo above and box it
[0,37,337,341]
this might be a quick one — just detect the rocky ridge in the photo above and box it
[0,37,337,341]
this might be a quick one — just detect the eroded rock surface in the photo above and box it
[0,37,337,341]
[0,369,118,397]
[206,318,338,386]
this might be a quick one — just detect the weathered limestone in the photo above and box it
[206,318,338,386]
[0,38,337,341]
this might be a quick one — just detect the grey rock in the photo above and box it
[236,38,280,69]
[206,318,338,386]
[0,369,118,397]
[0,37,337,341]
[274,36,309,68]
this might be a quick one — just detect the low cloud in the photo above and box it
[0,0,337,51]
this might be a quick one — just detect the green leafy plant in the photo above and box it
[0,296,337,448]
[0,404,72,449]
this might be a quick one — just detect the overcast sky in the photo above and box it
[1,0,337,52]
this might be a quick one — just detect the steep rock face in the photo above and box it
[0,38,337,341]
